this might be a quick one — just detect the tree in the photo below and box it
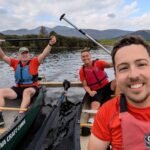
[49,31,57,36]
[39,26,48,36]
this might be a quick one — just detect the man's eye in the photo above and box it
[138,63,147,67]
[118,67,127,72]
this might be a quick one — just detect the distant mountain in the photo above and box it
[54,27,132,40]
[123,30,150,40]
[1,26,150,40]
[1,27,42,35]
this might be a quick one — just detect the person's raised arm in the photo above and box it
[0,47,11,65]
[38,35,56,63]
[88,133,110,150]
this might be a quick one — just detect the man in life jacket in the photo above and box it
[88,35,150,150]
[0,36,56,126]
[79,48,117,123]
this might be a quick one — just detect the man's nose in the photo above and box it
[128,66,139,79]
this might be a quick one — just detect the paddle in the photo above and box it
[63,79,71,91]
[60,13,111,55]
[0,38,51,43]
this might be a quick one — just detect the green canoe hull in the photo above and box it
[0,86,46,150]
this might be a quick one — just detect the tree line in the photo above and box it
[0,28,97,52]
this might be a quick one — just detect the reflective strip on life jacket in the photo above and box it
[15,61,38,85]
[83,60,108,90]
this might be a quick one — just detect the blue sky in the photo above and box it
[0,0,149,32]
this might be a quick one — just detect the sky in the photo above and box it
[0,0,149,32]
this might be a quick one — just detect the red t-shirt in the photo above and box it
[79,60,108,90]
[10,57,40,87]
[92,96,150,149]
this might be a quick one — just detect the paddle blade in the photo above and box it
[60,13,66,21]
[63,80,70,91]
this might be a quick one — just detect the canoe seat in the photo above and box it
[82,109,98,114]
[80,123,93,128]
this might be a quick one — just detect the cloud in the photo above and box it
[0,7,7,14]
[121,1,138,16]
[0,0,149,31]
[107,13,116,18]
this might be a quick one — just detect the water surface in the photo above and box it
[0,48,115,88]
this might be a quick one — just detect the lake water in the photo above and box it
[0,48,115,88]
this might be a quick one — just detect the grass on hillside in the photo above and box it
[99,39,150,46]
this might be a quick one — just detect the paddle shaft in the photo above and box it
[0,107,27,111]
[60,14,111,55]
[0,38,51,43]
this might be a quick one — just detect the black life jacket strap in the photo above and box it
[32,74,39,82]
[120,94,128,113]
[87,75,107,86]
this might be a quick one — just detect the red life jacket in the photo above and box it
[117,95,150,150]
[82,60,108,90]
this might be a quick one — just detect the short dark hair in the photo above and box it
[111,35,150,68]
[81,47,90,54]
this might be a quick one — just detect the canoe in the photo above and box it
[0,86,46,150]
[40,81,90,129]
[39,81,92,131]
[26,80,82,150]
[80,93,93,137]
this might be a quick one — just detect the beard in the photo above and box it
[126,92,150,104]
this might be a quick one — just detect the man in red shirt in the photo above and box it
[0,36,56,126]
[79,48,116,123]
[88,36,150,149]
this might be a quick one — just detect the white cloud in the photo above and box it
[0,0,149,31]
[121,1,138,16]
